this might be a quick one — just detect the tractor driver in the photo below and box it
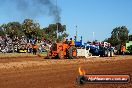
[63,39,68,44]
[63,37,68,44]
[69,38,75,46]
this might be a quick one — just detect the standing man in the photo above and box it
[121,45,126,56]
[33,44,38,55]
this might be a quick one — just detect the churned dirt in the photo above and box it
[0,55,132,88]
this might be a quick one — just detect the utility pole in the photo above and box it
[93,32,95,41]
[75,25,78,40]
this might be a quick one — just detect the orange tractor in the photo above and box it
[46,41,77,59]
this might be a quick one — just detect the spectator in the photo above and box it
[121,45,126,56]
[27,42,32,53]
[33,44,38,55]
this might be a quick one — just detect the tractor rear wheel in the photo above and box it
[68,46,77,59]
[58,51,64,59]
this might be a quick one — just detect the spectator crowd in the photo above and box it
[0,35,52,54]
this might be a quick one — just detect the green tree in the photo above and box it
[129,35,132,41]
[0,20,68,42]
[58,32,69,41]
[43,23,68,42]
[22,19,41,39]
[1,22,24,38]
[0,25,6,36]
[0,24,7,31]
[110,26,129,46]
[0,30,5,36]
[127,45,132,54]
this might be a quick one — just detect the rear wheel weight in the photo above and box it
[58,51,64,59]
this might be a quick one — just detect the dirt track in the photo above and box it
[0,55,132,88]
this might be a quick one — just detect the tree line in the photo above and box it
[104,26,131,46]
[0,19,68,42]
[0,19,131,46]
